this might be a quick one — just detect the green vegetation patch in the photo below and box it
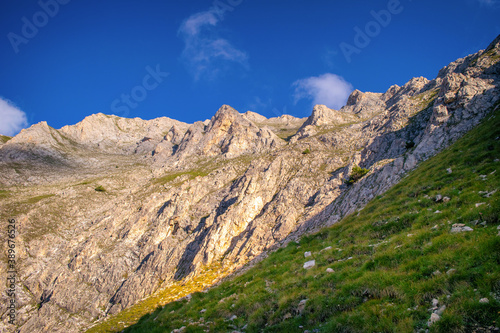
[0,135,12,143]
[0,190,10,200]
[86,263,234,333]
[347,165,369,184]
[153,169,210,186]
[94,185,106,192]
[411,88,439,114]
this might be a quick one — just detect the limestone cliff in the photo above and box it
[0,35,499,333]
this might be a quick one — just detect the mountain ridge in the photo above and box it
[0,34,499,333]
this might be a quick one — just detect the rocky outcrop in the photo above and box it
[155,105,284,161]
[0,35,499,333]
[59,113,190,155]
[292,104,359,141]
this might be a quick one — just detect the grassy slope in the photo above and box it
[91,106,500,333]
[0,135,12,143]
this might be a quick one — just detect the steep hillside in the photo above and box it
[0,35,499,333]
[102,96,500,333]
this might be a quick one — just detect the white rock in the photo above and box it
[326,268,334,273]
[303,260,315,269]
[200,309,206,313]
[298,299,308,313]
[432,299,439,307]
[475,202,486,207]
[442,196,451,202]
[451,224,473,233]
[479,298,489,304]
[304,251,311,258]
[447,168,452,174]
[436,305,446,315]
[428,313,440,326]
[435,194,443,202]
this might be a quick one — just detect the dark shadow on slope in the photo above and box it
[173,215,211,281]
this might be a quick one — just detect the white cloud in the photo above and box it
[293,73,354,110]
[178,9,248,80]
[0,97,28,136]
[181,11,219,36]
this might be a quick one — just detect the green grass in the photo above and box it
[410,88,439,115]
[0,193,56,221]
[86,263,235,333]
[0,190,10,200]
[0,135,12,143]
[94,185,106,192]
[153,169,210,186]
[277,128,301,142]
[88,105,500,333]
[25,194,56,204]
[347,165,369,184]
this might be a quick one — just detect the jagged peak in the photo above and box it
[485,33,500,52]
[381,84,401,102]
[7,120,63,146]
[206,105,255,133]
[346,89,364,106]
[243,110,268,123]
[297,104,357,131]
[213,104,240,118]
[17,121,51,134]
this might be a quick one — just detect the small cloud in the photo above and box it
[293,73,354,110]
[179,9,248,80]
[180,11,219,36]
[0,97,28,136]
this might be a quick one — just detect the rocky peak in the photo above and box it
[303,104,357,127]
[242,110,268,123]
[340,91,386,118]
[346,89,364,106]
[290,104,359,142]
[8,121,62,147]
[381,84,401,102]
[397,77,430,97]
[205,104,252,133]
[58,113,189,154]
[172,105,284,158]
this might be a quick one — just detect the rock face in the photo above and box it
[0,35,499,333]
[172,105,284,158]
[292,104,359,141]
[59,113,190,155]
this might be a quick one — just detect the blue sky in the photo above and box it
[0,0,499,136]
